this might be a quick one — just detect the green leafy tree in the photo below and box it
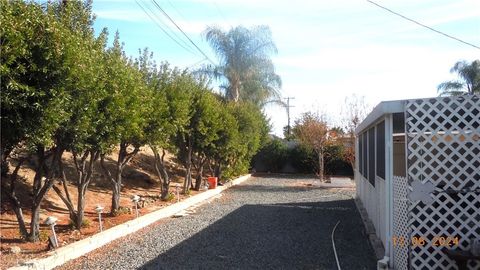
[251,138,288,172]
[229,102,269,173]
[1,1,72,241]
[209,102,269,180]
[137,52,186,200]
[438,60,480,96]
[202,25,281,105]
[190,90,223,190]
[207,103,240,180]
[98,33,149,214]
[172,76,225,193]
[50,1,109,229]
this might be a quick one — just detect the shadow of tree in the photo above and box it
[141,199,376,270]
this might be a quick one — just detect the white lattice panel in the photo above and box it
[406,95,480,270]
[393,175,411,270]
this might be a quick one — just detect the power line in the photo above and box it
[213,2,231,27]
[151,0,217,65]
[187,57,208,69]
[166,0,188,22]
[142,1,197,53]
[366,0,480,50]
[135,0,197,55]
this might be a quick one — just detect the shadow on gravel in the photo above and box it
[232,184,316,193]
[252,173,318,179]
[140,199,376,270]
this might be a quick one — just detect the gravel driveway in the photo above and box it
[57,175,377,270]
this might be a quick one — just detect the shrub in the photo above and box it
[252,138,353,176]
[163,192,175,202]
[81,218,91,228]
[251,138,288,172]
[39,230,49,242]
[112,206,131,216]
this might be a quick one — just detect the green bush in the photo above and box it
[289,144,316,173]
[252,138,353,176]
[251,138,288,172]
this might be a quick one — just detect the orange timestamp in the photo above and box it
[392,236,460,247]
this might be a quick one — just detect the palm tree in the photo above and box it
[201,25,282,104]
[437,60,480,96]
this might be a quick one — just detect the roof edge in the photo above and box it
[355,100,404,134]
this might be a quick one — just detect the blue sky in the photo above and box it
[92,0,480,136]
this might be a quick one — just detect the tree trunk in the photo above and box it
[152,147,170,200]
[100,142,139,215]
[1,146,13,176]
[214,163,223,181]
[318,148,324,181]
[1,159,28,237]
[53,159,77,226]
[53,150,98,229]
[76,186,86,228]
[183,138,193,194]
[28,203,41,242]
[10,159,28,237]
[52,182,76,225]
[207,159,215,176]
[183,159,192,194]
[28,145,63,242]
[11,200,28,237]
[194,157,206,191]
[111,169,122,214]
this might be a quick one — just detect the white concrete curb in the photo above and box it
[9,174,252,270]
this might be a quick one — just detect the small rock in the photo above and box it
[10,246,21,254]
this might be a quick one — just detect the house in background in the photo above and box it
[354,95,479,269]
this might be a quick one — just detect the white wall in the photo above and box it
[355,171,387,248]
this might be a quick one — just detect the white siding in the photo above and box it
[355,171,387,248]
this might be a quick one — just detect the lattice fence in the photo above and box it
[393,175,411,270]
[406,95,480,269]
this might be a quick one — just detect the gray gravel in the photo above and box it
[57,176,376,270]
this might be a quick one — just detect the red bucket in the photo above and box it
[208,177,217,189]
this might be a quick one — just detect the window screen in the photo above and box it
[368,127,375,186]
[359,135,363,174]
[376,121,385,179]
[362,132,368,179]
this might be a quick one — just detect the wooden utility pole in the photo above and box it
[284,97,295,139]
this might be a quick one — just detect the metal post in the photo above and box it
[131,195,140,218]
[176,184,180,203]
[98,212,103,232]
[135,202,138,218]
[51,224,58,247]
[95,205,104,232]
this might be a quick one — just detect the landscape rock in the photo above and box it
[57,176,376,270]
[10,246,21,254]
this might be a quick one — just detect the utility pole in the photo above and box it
[284,97,295,139]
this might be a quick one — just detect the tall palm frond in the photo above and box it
[201,25,281,104]
[438,60,480,96]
